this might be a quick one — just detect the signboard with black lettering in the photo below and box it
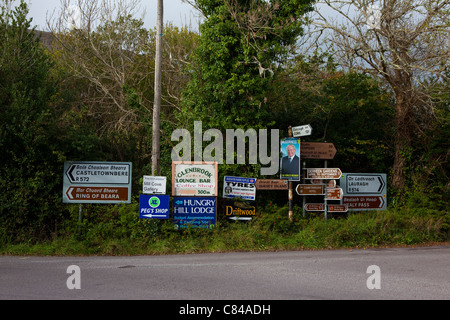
[340,173,387,211]
[173,197,217,229]
[143,176,166,194]
[63,161,132,204]
[223,176,256,201]
[172,162,218,196]
[342,173,386,195]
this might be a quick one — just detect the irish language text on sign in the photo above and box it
[65,162,130,184]
[63,161,132,204]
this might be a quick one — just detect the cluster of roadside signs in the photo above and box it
[297,170,387,213]
[62,125,387,228]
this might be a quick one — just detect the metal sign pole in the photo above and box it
[78,204,83,236]
[324,159,328,220]
[302,161,306,217]
[288,126,293,221]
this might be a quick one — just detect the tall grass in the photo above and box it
[1,199,448,255]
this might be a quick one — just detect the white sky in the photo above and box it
[22,0,201,31]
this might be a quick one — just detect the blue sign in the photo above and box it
[173,197,217,229]
[139,195,170,219]
[223,176,256,201]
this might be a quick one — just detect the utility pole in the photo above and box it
[152,0,163,176]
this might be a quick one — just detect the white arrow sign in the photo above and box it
[345,174,386,194]
[141,214,168,218]
[292,124,312,137]
[65,162,130,184]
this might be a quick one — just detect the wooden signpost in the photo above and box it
[304,203,325,212]
[342,195,386,210]
[296,184,325,195]
[255,179,289,190]
[306,168,342,180]
[301,142,337,160]
[326,187,343,200]
[327,204,348,213]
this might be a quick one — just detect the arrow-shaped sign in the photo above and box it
[67,165,76,182]
[255,179,289,190]
[141,214,168,218]
[342,196,386,210]
[301,142,337,160]
[345,174,386,194]
[326,187,343,200]
[65,162,130,184]
[306,168,342,180]
[296,184,325,195]
[327,204,348,213]
[67,186,74,200]
[65,186,129,202]
[304,203,325,211]
[292,124,312,137]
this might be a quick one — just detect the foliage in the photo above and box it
[268,54,395,173]
[310,0,450,190]
[2,201,448,255]
[0,0,63,241]
[0,0,448,250]
[180,0,316,129]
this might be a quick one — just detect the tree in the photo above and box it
[48,0,151,134]
[48,0,199,173]
[309,0,449,190]
[180,0,316,130]
[268,53,394,173]
[0,0,61,240]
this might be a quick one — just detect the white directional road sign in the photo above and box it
[65,162,131,184]
[63,161,132,204]
[340,173,387,211]
[342,173,386,194]
[292,124,312,137]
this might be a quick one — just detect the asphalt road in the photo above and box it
[1,245,449,301]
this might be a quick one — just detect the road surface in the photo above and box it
[1,245,449,301]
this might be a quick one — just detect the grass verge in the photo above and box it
[1,203,448,256]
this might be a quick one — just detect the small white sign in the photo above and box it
[292,124,312,137]
[143,176,167,194]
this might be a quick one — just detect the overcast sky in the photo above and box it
[23,0,201,31]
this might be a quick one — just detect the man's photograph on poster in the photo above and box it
[280,138,300,181]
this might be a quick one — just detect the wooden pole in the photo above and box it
[152,0,163,176]
[288,126,293,221]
